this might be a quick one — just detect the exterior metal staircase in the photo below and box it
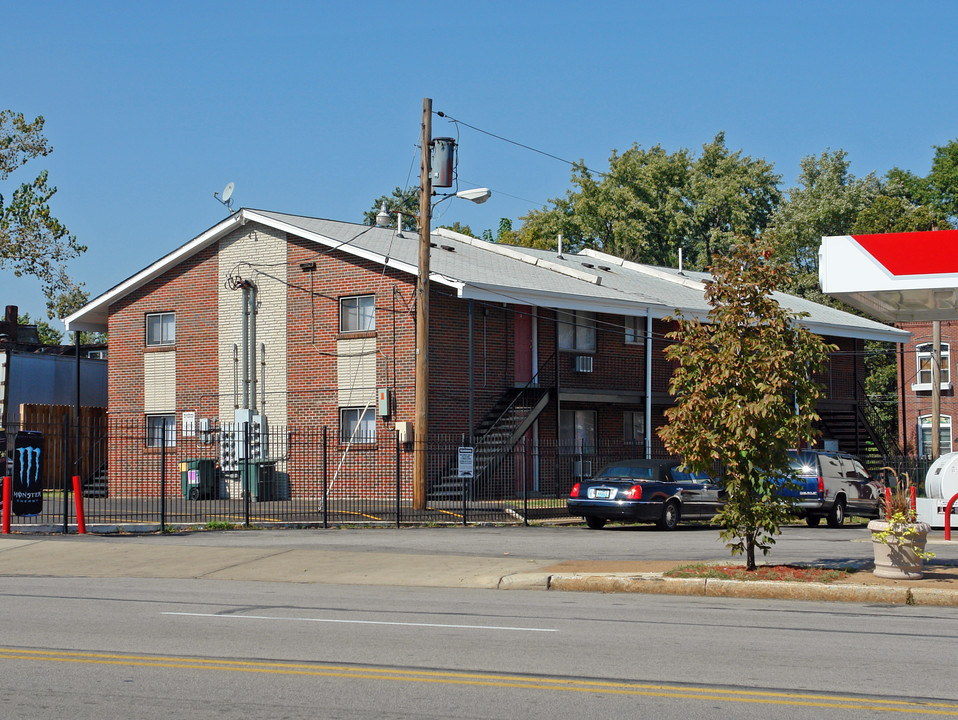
[428,386,551,501]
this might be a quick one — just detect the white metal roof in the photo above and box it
[65,208,908,343]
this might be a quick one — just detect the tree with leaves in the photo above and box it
[766,149,881,303]
[659,238,833,570]
[1,111,87,310]
[515,135,780,269]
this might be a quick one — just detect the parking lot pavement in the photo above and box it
[1,524,957,605]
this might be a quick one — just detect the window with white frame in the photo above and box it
[560,409,596,453]
[340,295,376,333]
[146,414,176,448]
[146,312,175,347]
[557,310,596,352]
[918,414,952,456]
[916,343,950,387]
[341,406,376,443]
[624,316,646,345]
[623,410,645,445]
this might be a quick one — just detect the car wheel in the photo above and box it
[805,516,821,527]
[657,501,679,530]
[826,498,846,528]
[585,516,607,529]
[188,487,200,501]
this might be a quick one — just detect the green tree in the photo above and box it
[363,186,419,232]
[766,149,880,302]
[0,111,86,304]
[515,135,780,269]
[659,238,833,570]
[481,217,518,244]
[687,133,781,266]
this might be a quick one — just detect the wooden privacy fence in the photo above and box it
[17,404,108,490]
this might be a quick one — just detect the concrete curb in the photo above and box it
[531,573,958,605]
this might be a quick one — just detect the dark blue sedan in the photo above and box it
[567,459,722,530]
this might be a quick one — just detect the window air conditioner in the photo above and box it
[573,460,593,477]
[574,355,593,373]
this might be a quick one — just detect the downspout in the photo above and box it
[241,287,249,410]
[250,284,258,414]
[645,309,652,460]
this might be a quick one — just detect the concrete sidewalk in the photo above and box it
[2,526,957,606]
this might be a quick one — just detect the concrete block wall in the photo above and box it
[218,223,288,426]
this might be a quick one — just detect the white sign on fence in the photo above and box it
[458,447,474,478]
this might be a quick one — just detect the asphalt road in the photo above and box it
[3,571,958,718]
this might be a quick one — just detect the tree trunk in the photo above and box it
[746,539,756,571]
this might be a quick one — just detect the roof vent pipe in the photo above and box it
[557,233,564,259]
[678,248,684,275]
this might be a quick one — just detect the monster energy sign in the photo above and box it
[12,431,43,516]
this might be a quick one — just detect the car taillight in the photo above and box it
[570,483,581,498]
[625,485,642,500]
[818,476,825,497]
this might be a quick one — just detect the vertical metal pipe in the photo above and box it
[241,288,249,410]
[645,309,653,460]
[322,426,328,528]
[900,342,907,455]
[233,344,239,410]
[75,330,81,494]
[62,414,69,533]
[160,417,167,530]
[244,421,251,527]
[933,320,942,458]
[250,285,258,414]
[260,342,266,413]
[395,429,401,528]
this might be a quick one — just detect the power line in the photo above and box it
[435,110,608,178]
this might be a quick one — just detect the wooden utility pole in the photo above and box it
[413,98,432,509]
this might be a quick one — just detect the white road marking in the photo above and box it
[162,611,558,632]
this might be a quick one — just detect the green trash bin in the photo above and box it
[180,459,217,500]
[240,459,276,501]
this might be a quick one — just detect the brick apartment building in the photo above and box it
[896,320,958,456]
[65,209,907,500]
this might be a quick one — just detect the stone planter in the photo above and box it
[868,519,931,580]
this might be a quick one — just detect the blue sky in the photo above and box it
[3,1,956,326]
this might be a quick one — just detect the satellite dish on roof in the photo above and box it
[214,182,236,214]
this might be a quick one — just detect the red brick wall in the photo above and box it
[107,243,219,493]
[898,320,958,455]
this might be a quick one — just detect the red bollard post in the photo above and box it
[946,492,958,542]
[2,476,10,534]
[72,476,86,534]
[885,486,892,518]
[910,486,917,513]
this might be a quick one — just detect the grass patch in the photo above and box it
[204,520,238,531]
[664,563,850,583]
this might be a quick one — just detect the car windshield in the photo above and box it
[787,450,818,475]
[596,463,655,480]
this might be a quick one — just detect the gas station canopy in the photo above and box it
[819,229,958,323]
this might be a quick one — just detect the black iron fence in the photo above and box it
[3,418,942,531]
[0,419,657,529]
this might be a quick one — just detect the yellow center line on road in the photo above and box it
[1,648,955,715]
